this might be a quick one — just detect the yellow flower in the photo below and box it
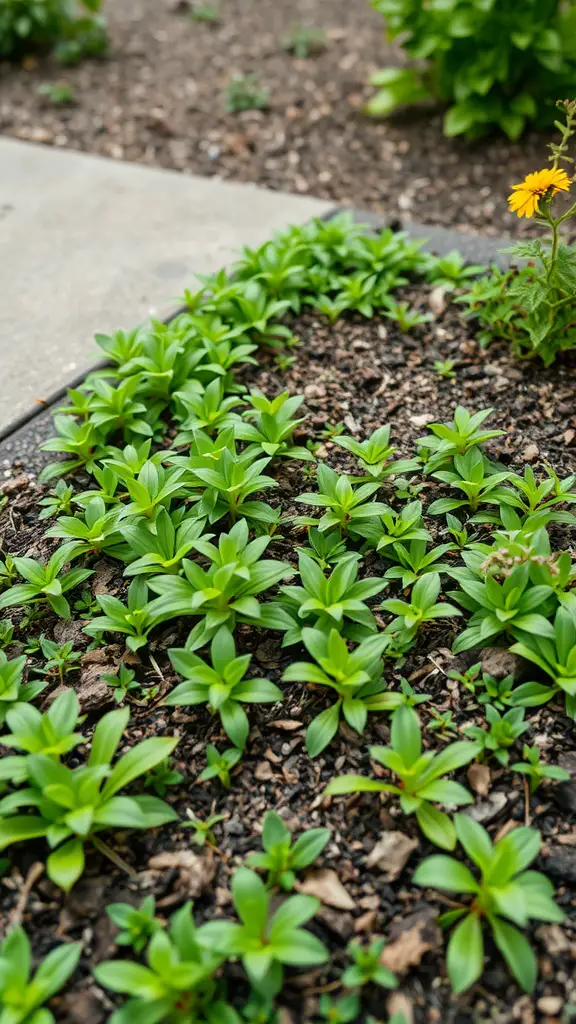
[508,167,571,219]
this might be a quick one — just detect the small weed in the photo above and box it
[38,82,74,105]
[225,75,269,113]
[283,26,327,58]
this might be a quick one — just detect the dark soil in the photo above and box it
[0,0,557,239]
[1,290,576,1023]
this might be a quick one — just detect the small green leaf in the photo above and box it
[446,912,484,993]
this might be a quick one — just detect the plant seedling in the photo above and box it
[298,527,355,571]
[509,605,576,718]
[341,937,397,990]
[38,480,76,520]
[190,2,220,22]
[428,250,487,290]
[414,815,564,993]
[198,744,242,788]
[434,358,456,379]
[383,539,454,588]
[428,709,459,739]
[283,628,399,757]
[451,562,556,654]
[0,652,45,725]
[166,626,282,750]
[447,660,482,693]
[277,551,385,644]
[274,353,296,372]
[511,744,570,793]
[246,810,331,890]
[233,389,313,462]
[464,705,529,765]
[196,867,328,992]
[353,499,430,553]
[0,926,81,1023]
[381,572,461,634]
[102,663,143,704]
[225,75,269,113]
[147,519,291,650]
[0,542,92,620]
[0,706,179,890]
[182,808,225,847]
[296,464,387,535]
[0,688,82,766]
[144,758,183,796]
[38,634,82,685]
[0,620,14,649]
[95,902,229,1023]
[383,299,432,332]
[83,577,156,652]
[38,81,75,104]
[428,446,511,515]
[326,705,479,849]
[317,994,361,1023]
[107,896,164,952]
[333,425,420,482]
[417,406,505,473]
[282,26,327,58]
[475,671,517,709]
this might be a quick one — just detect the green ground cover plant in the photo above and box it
[0,209,571,1014]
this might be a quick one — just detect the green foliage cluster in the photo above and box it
[0,0,108,63]
[0,216,571,1013]
[368,0,576,139]
[459,100,576,365]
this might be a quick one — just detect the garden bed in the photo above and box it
[0,0,553,239]
[0,216,575,1024]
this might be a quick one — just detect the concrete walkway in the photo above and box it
[0,138,333,435]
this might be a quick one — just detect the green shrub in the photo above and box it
[0,0,107,62]
[368,0,576,139]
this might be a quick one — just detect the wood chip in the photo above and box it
[269,719,304,731]
[428,285,448,316]
[364,831,418,880]
[297,869,356,910]
[255,760,275,781]
[522,443,539,461]
[147,850,215,899]
[467,762,491,796]
[381,909,441,974]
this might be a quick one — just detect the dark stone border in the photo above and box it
[0,215,514,476]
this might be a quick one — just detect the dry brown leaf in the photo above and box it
[297,869,356,910]
[522,443,539,461]
[147,850,215,899]
[428,285,448,316]
[255,761,275,781]
[536,923,570,954]
[364,831,418,880]
[557,830,576,845]
[354,909,377,933]
[409,412,433,428]
[387,993,414,1024]
[467,762,491,796]
[381,910,441,974]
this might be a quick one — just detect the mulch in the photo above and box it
[1,288,575,1022]
[0,0,557,239]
